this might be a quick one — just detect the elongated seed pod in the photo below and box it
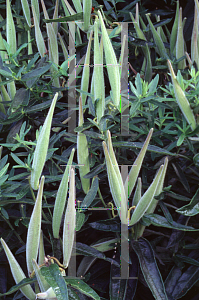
[77,96,90,193]
[21,0,31,27]
[83,0,92,32]
[63,168,76,268]
[94,17,105,122]
[167,60,196,130]
[176,7,185,70]
[81,30,93,107]
[103,141,127,225]
[129,165,163,226]
[30,93,58,190]
[53,148,75,238]
[26,176,45,274]
[32,5,46,57]
[98,11,120,108]
[124,128,153,198]
[170,1,179,54]
[1,238,36,300]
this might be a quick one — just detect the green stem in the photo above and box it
[1,214,25,245]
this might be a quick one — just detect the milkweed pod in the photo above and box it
[30,93,58,190]
[98,10,120,108]
[0,238,36,300]
[81,30,93,107]
[26,176,45,275]
[167,60,196,130]
[21,0,31,27]
[124,128,153,198]
[63,167,76,268]
[146,157,168,214]
[53,148,75,238]
[129,165,163,226]
[32,4,46,57]
[103,141,128,225]
[83,0,92,32]
[77,96,90,193]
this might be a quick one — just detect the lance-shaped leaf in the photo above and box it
[1,238,36,300]
[176,7,185,70]
[30,93,58,190]
[129,165,163,226]
[63,168,76,268]
[53,148,75,238]
[98,10,120,108]
[26,176,44,274]
[146,156,168,214]
[32,5,46,57]
[167,60,196,130]
[32,259,50,293]
[146,14,167,59]
[77,96,90,194]
[94,17,105,122]
[102,141,128,225]
[124,128,153,198]
[81,30,93,107]
[83,0,92,32]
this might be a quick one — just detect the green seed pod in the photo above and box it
[98,11,120,108]
[31,4,46,57]
[1,238,36,300]
[83,0,92,32]
[26,176,45,274]
[30,93,58,190]
[77,96,90,193]
[129,165,164,226]
[53,148,75,239]
[167,60,196,130]
[63,168,76,268]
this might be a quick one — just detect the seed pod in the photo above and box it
[167,60,196,130]
[32,4,46,57]
[77,96,90,193]
[30,93,58,190]
[103,140,127,225]
[129,165,164,226]
[21,0,31,27]
[98,10,120,108]
[53,148,75,238]
[26,176,44,274]
[1,238,36,300]
[124,128,153,198]
[63,168,76,268]
[83,0,92,32]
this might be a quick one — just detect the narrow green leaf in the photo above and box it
[65,278,100,300]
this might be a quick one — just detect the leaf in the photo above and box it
[110,250,139,300]
[40,264,68,300]
[89,218,121,232]
[131,238,168,300]
[171,162,190,193]
[21,63,52,81]
[44,12,83,23]
[80,177,99,208]
[0,277,36,297]
[75,242,119,267]
[143,214,199,231]
[65,278,100,300]
[176,188,199,216]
